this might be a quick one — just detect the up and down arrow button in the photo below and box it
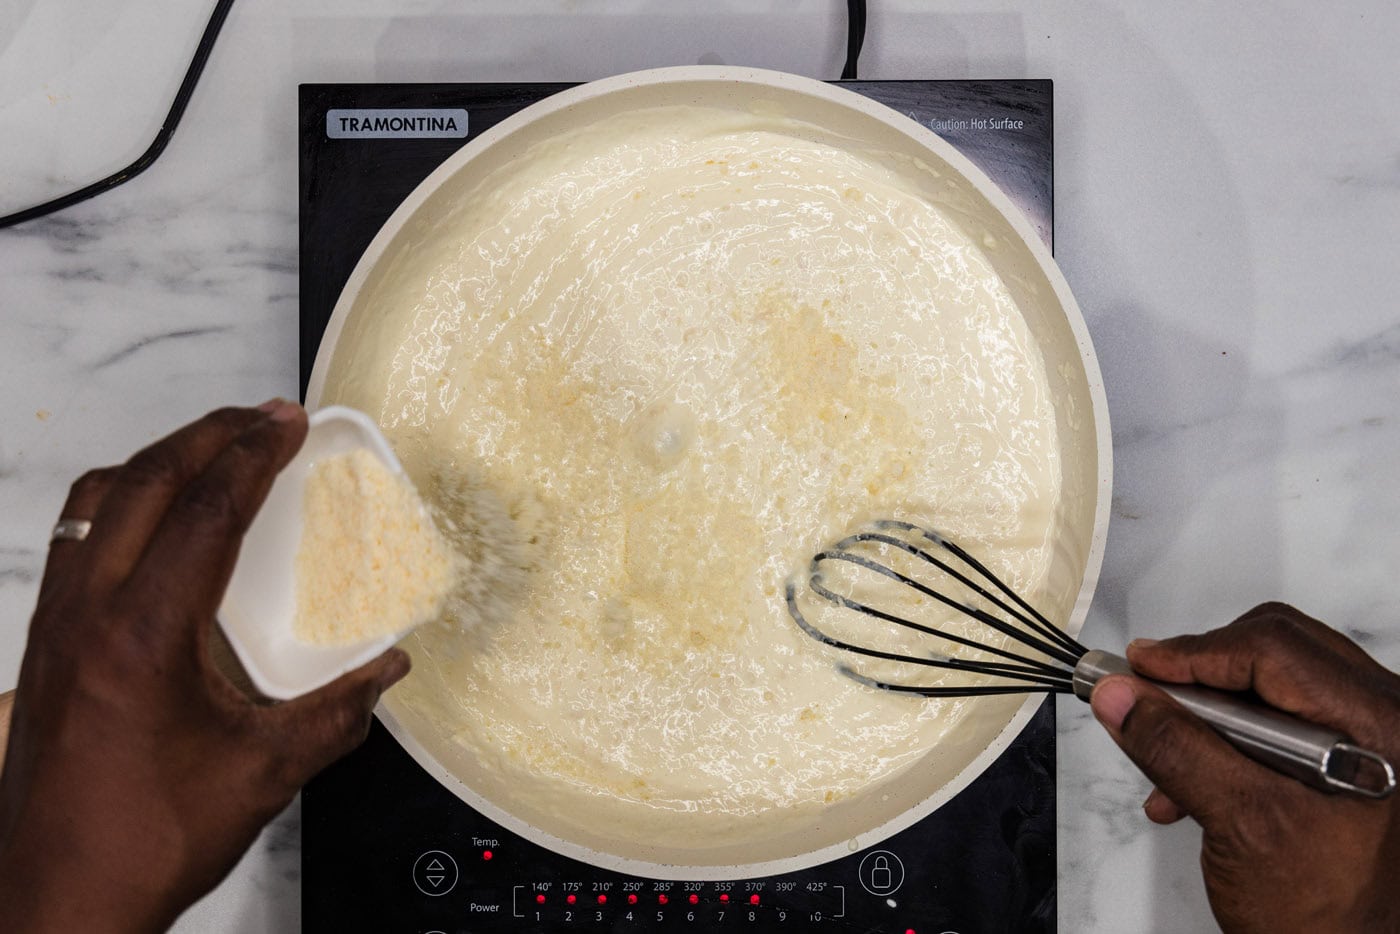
[412,850,459,896]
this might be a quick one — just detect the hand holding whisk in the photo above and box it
[786,519,1395,799]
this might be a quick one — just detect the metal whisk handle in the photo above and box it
[1072,650,1396,799]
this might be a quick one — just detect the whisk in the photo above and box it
[786,519,1396,799]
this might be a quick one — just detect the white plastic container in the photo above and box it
[218,406,414,700]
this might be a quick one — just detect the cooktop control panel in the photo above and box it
[303,711,1053,933]
[405,839,880,928]
[412,848,862,929]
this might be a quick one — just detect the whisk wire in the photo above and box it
[807,567,1072,677]
[840,665,1067,698]
[879,523,1086,660]
[788,521,1087,698]
[785,583,1074,691]
[813,548,1082,669]
[872,521,1088,659]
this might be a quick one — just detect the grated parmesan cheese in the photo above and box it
[293,448,459,646]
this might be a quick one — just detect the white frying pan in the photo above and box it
[305,66,1111,879]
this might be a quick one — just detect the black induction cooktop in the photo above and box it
[299,79,1057,934]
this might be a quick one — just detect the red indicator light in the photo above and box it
[688,893,699,905]
[535,894,545,904]
[566,894,577,905]
[627,893,638,905]
[658,894,669,905]
[597,894,608,905]
[906,929,916,934]
[750,894,760,905]
[482,850,493,861]
[720,894,730,903]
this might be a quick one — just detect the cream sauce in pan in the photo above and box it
[321,105,1061,846]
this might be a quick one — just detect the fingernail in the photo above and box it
[257,397,286,412]
[269,400,303,423]
[1128,637,1159,649]
[1091,677,1137,730]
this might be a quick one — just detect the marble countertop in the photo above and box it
[3,1,1397,930]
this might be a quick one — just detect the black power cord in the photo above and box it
[1,0,864,229]
[0,0,236,230]
[841,0,867,80]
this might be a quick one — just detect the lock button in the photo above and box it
[857,849,905,895]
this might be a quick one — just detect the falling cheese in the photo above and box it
[293,448,458,646]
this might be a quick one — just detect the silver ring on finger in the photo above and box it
[50,518,93,543]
